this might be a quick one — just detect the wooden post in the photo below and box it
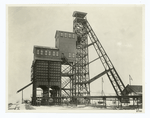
[76,98,78,106]
[133,98,134,107]
[120,98,122,109]
[137,98,139,109]
[22,90,23,104]
[118,98,119,108]
[103,98,105,107]
[105,98,106,108]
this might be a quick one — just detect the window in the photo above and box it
[41,50,43,55]
[37,50,39,54]
[65,33,67,37]
[49,51,51,55]
[56,51,59,56]
[60,33,63,37]
[45,50,47,55]
[69,53,71,57]
[72,53,75,58]
[53,51,55,56]
[73,34,75,38]
[69,34,71,38]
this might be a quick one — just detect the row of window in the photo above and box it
[35,73,61,76]
[36,68,60,70]
[35,71,61,74]
[60,32,75,38]
[35,66,61,69]
[35,71,48,73]
[35,72,61,75]
[36,81,61,85]
[36,78,61,81]
[50,62,60,64]
[36,63,48,65]
[69,53,75,58]
[35,77,60,80]
[37,79,60,81]
[36,76,48,79]
[35,70,60,73]
[36,51,77,60]
[35,67,61,71]
[36,74,48,76]
[49,64,61,66]
[36,50,59,56]
[36,64,61,67]
[36,77,60,80]
[36,65,48,68]
[49,71,61,74]
[35,75,61,78]
[36,63,61,66]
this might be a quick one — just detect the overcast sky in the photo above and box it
[7,5,144,103]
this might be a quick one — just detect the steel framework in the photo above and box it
[72,11,125,96]
[16,11,142,106]
[60,11,126,104]
[72,17,91,98]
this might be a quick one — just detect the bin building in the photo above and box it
[31,31,80,105]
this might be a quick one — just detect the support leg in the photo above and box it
[22,90,23,104]
[118,98,119,108]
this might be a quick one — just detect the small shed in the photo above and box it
[122,84,142,96]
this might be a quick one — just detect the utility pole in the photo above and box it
[101,77,105,96]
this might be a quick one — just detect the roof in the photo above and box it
[33,45,59,53]
[34,45,58,50]
[123,84,142,95]
[17,82,33,93]
[72,11,87,18]
[55,30,75,38]
[128,85,142,93]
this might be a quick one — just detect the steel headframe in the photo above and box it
[73,15,91,100]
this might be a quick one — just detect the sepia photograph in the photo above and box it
[6,4,144,113]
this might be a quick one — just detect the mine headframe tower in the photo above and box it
[72,13,91,98]
[18,11,127,106]
[72,11,125,96]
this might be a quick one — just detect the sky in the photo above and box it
[7,5,144,103]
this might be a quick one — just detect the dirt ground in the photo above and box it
[16,103,142,111]
[8,102,142,112]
